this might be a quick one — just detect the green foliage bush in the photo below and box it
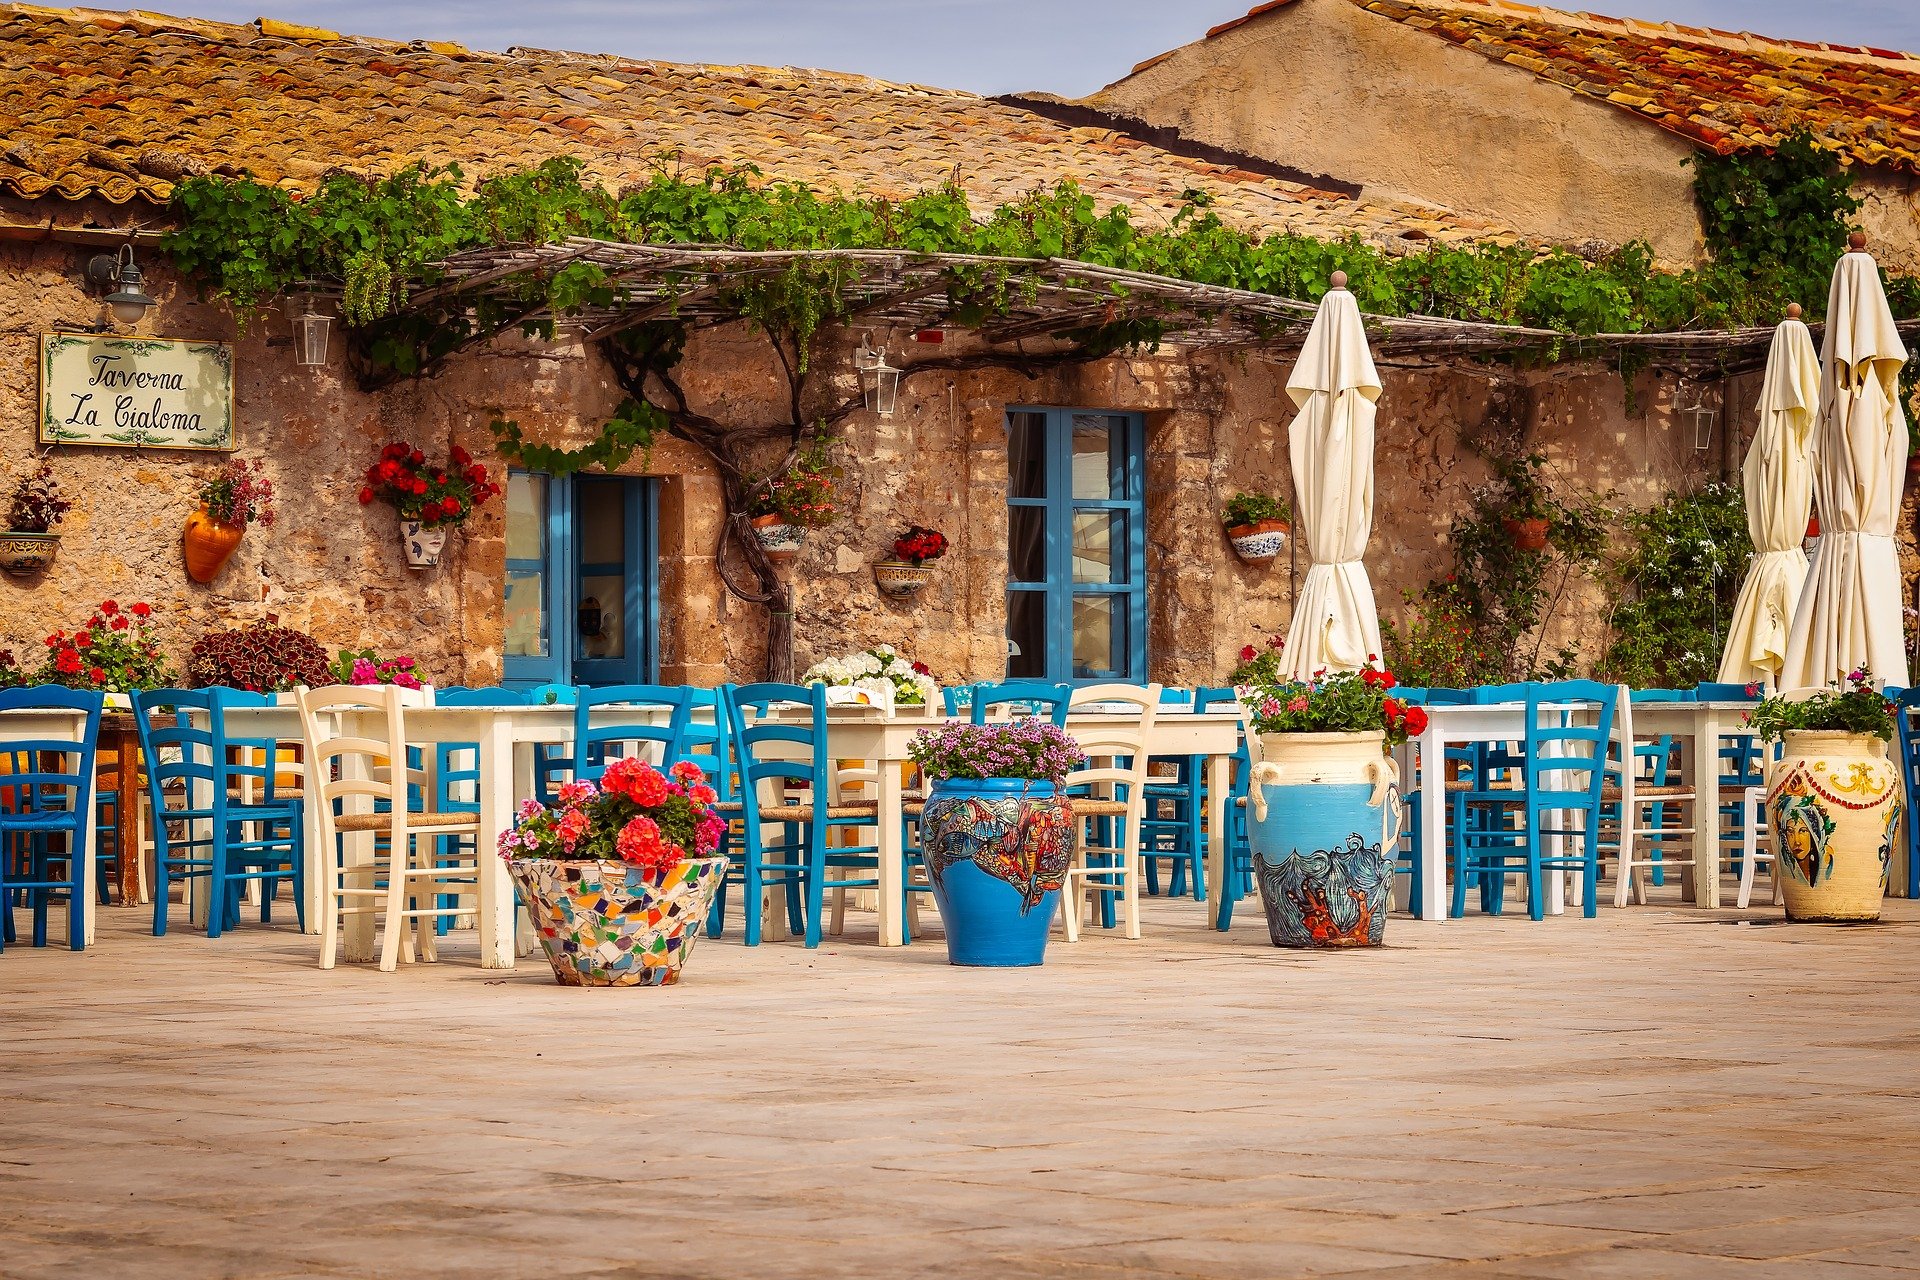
[1597,483,1751,690]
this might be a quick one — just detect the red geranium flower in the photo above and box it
[100,600,119,616]
[131,603,152,618]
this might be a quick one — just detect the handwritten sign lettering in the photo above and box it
[40,334,234,451]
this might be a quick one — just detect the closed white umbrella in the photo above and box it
[1782,236,1912,689]
[1281,271,1385,678]
[1717,306,1820,690]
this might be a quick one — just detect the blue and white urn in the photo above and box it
[1246,730,1401,948]
[918,778,1075,966]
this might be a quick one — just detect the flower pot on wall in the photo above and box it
[0,531,59,575]
[873,559,932,598]
[918,778,1074,966]
[183,507,245,583]
[508,856,729,986]
[1766,730,1901,923]
[402,520,447,568]
[750,514,805,564]
[1246,730,1401,948]
[1502,517,1550,552]
[1226,519,1290,565]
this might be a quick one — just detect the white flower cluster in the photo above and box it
[801,642,938,706]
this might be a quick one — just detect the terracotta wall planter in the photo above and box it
[182,508,245,583]
[1226,519,1290,565]
[402,520,448,568]
[873,559,932,597]
[750,513,806,564]
[0,530,59,575]
[1502,517,1550,552]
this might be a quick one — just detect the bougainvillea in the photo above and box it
[187,619,330,692]
[38,600,174,692]
[359,441,501,528]
[501,759,725,874]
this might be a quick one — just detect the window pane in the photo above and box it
[506,473,546,562]
[1007,411,1046,499]
[578,573,625,661]
[1007,591,1045,679]
[505,569,547,657]
[1070,414,1121,500]
[579,481,626,566]
[1009,505,1046,584]
[1072,595,1121,678]
[1071,511,1124,584]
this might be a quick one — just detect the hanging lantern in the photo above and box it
[855,334,901,417]
[1678,381,1717,452]
[85,243,157,325]
[292,293,333,367]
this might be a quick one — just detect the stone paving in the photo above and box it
[4,890,1919,1279]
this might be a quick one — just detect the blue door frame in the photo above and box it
[1005,407,1148,684]
[504,471,659,688]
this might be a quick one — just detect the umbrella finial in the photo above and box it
[1785,302,1802,320]
[1849,231,1868,251]
[1329,270,1348,290]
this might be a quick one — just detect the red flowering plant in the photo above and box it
[197,455,276,528]
[38,600,174,692]
[498,758,727,875]
[1228,631,1288,688]
[1241,655,1426,749]
[889,524,949,565]
[358,441,501,529]
[744,433,844,528]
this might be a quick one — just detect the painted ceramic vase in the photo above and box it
[1246,730,1401,948]
[509,856,729,986]
[1226,519,1289,565]
[873,559,933,597]
[0,530,59,575]
[919,778,1075,966]
[750,514,805,564]
[183,507,245,582]
[1765,731,1901,922]
[402,520,447,568]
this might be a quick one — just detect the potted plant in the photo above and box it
[1238,659,1420,948]
[38,600,174,702]
[1748,668,1901,922]
[909,719,1085,967]
[744,434,843,565]
[801,644,938,710]
[874,524,948,597]
[358,441,501,568]
[0,455,71,575]
[1496,454,1555,551]
[1222,492,1292,565]
[187,618,331,693]
[502,758,730,986]
[184,455,276,583]
[327,647,427,692]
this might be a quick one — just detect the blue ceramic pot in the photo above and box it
[919,778,1075,966]
[1246,731,1401,948]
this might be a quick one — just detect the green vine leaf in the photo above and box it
[488,398,666,477]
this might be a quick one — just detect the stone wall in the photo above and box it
[0,237,1728,690]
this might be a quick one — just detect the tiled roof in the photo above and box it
[1175,0,1920,172]
[0,4,1504,247]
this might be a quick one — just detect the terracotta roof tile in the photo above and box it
[1351,0,1920,170]
[0,1,1505,247]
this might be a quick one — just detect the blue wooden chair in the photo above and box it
[0,687,105,952]
[571,684,693,784]
[525,682,578,801]
[1453,681,1618,920]
[969,680,1073,726]
[133,688,305,939]
[1895,689,1920,900]
[717,683,881,947]
[428,687,529,934]
[1141,687,1207,901]
[939,685,971,717]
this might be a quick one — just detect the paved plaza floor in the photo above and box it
[4,890,1919,1279]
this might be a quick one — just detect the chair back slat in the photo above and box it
[970,680,1073,726]
[0,687,104,831]
[572,684,691,780]
[722,683,830,839]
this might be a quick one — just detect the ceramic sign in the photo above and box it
[40,333,235,451]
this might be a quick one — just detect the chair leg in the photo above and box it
[801,825,827,949]
[1122,847,1141,940]
[377,840,409,973]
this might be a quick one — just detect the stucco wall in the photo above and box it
[1,237,1727,690]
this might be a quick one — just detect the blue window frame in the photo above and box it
[504,471,659,688]
[1005,407,1147,683]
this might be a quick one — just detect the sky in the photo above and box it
[177,0,1920,97]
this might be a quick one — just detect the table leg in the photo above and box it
[112,727,141,906]
[1691,709,1721,908]
[1417,721,1444,922]
[875,758,904,947]
[475,722,519,969]
[1204,753,1229,913]
[78,776,97,946]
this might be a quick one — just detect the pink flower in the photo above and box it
[689,783,717,806]
[1287,695,1310,713]
[556,807,589,851]
[555,780,598,807]
[669,760,704,784]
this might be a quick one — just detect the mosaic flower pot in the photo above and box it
[1502,517,1550,552]
[1246,730,1401,948]
[873,559,932,597]
[183,507,244,582]
[1226,519,1290,565]
[508,856,729,986]
[0,530,59,575]
[919,778,1075,966]
[1766,731,1902,922]
[402,520,447,568]
[750,514,805,565]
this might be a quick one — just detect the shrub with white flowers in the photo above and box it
[801,643,938,706]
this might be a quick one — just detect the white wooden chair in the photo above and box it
[298,684,482,972]
[1603,687,1701,908]
[1059,683,1161,941]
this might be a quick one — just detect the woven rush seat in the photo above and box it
[1448,779,1519,793]
[1601,783,1694,800]
[713,800,879,821]
[1066,796,1129,817]
[228,788,304,801]
[331,810,479,832]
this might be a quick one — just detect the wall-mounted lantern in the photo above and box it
[291,292,333,367]
[855,332,901,417]
[86,244,156,326]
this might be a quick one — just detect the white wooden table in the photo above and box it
[0,707,98,947]
[1618,699,1756,910]
[815,707,1243,946]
